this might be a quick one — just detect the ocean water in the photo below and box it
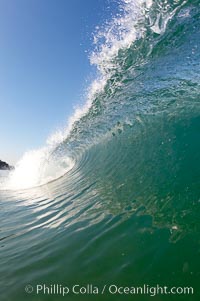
[1,0,200,300]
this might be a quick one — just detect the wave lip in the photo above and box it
[2,148,74,190]
[1,0,198,190]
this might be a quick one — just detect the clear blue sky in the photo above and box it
[0,0,117,164]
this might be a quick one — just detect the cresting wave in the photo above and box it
[1,3,200,301]
[1,0,199,190]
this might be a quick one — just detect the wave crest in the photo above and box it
[1,0,197,190]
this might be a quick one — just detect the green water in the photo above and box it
[1,112,200,301]
[1,0,200,300]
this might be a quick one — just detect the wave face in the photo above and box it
[1,0,200,190]
[1,1,200,300]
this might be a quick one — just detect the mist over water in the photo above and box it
[1,0,200,300]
